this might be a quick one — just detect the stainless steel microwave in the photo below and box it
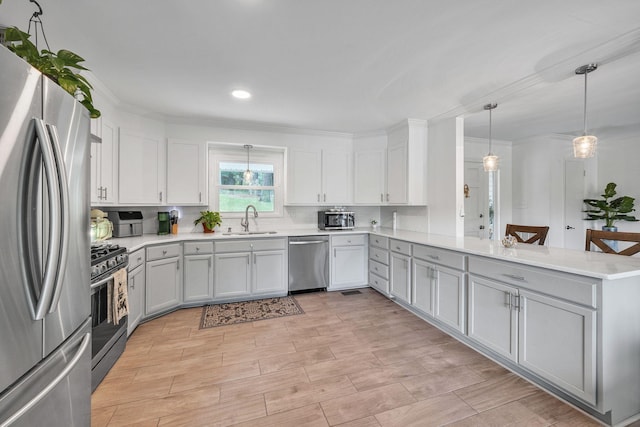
[318,211,355,230]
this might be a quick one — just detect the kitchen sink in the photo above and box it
[222,231,278,236]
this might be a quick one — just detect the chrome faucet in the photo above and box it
[240,204,258,232]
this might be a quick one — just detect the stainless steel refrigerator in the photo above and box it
[0,46,91,426]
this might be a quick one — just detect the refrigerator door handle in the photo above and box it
[0,332,90,427]
[31,119,62,320]
[45,124,70,313]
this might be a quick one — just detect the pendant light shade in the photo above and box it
[243,144,253,184]
[483,103,499,172]
[573,64,598,158]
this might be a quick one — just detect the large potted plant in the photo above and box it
[194,211,222,233]
[583,182,638,231]
[4,27,100,118]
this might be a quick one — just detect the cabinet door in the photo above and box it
[145,257,181,315]
[412,258,434,316]
[354,149,386,204]
[468,275,518,361]
[434,265,466,333]
[167,139,206,205]
[518,290,596,405]
[127,264,145,336]
[184,254,214,303]
[214,252,251,299]
[387,141,408,204]
[331,246,366,289]
[253,250,287,294]
[322,150,352,204]
[287,149,321,204]
[119,130,165,204]
[100,120,117,203]
[390,252,411,303]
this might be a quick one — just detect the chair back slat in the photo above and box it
[505,224,550,245]
[585,229,640,256]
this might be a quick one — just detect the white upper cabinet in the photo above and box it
[118,129,166,205]
[166,139,207,205]
[287,148,352,205]
[354,149,386,204]
[90,118,117,205]
[385,119,427,205]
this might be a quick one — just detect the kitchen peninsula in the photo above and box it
[115,227,640,427]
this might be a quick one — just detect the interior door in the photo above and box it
[564,160,586,250]
[464,161,487,237]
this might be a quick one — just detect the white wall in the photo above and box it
[427,117,464,236]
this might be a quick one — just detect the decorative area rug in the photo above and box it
[199,296,304,329]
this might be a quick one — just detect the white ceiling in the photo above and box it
[1,0,639,139]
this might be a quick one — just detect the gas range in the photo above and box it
[90,242,128,283]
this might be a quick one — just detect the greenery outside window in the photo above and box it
[210,146,283,217]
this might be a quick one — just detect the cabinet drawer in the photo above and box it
[216,238,287,253]
[369,272,389,291]
[147,243,182,261]
[390,239,412,256]
[128,248,145,271]
[369,259,389,279]
[370,235,389,249]
[369,246,389,265]
[413,244,466,271]
[468,256,597,308]
[332,234,366,246]
[184,241,214,255]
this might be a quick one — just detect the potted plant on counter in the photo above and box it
[583,182,638,231]
[194,210,222,233]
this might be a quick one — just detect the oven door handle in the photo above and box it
[90,262,129,290]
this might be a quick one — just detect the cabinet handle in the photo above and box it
[428,255,440,261]
[324,193,326,202]
[104,187,108,200]
[317,194,320,202]
[396,246,401,251]
[380,193,383,202]
[504,291,512,309]
[196,247,200,252]
[159,191,163,202]
[386,193,390,202]
[130,276,135,290]
[254,253,256,264]
[502,273,526,282]
[162,250,167,255]
[375,254,379,258]
[199,192,202,203]
[137,257,142,263]
[512,294,522,311]
[208,258,211,268]
[334,248,337,257]
[247,256,250,265]
[177,260,180,270]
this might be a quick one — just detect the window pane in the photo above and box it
[219,189,275,212]
[220,162,274,186]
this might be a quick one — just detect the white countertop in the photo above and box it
[109,227,640,280]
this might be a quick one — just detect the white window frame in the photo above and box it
[208,145,284,218]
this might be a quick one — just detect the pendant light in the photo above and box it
[243,144,253,185]
[483,103,499,172]
[573,64,598,158]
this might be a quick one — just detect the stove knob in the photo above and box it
[98,263,107,274]
[91,266,100,277]
[107,259,117,268]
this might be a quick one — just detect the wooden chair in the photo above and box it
[585,229,640,256]
[505,224,550,245]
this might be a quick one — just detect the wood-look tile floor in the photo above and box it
[92,288,614,427]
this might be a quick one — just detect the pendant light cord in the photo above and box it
[488,107,493,154]
[27,0,51,51]
[582,71,588,135]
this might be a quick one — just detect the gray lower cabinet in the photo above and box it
[127,249,145,336]
[389,239,412,303]
[145,243,182,315]
[214,238,287,300]
[183,242,214,303]
[368,236,390,295]
[412,244,467,333]
[330,234,367,290]
[468,256,597,406]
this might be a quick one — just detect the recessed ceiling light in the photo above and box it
[231,89,251,99]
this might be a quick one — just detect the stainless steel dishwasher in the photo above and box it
[288,236,329,293]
